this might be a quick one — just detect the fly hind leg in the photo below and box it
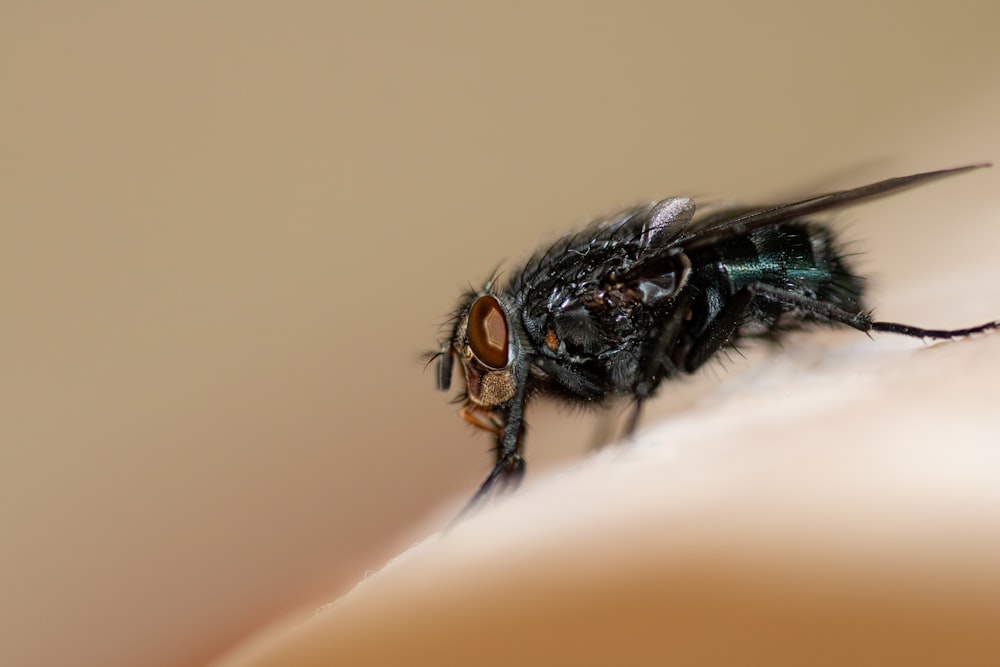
[752,284,1000,339]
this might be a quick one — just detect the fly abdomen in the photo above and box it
[687,222,865,339]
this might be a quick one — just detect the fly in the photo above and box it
[430,164,999,518]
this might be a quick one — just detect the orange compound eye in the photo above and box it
[467,295,509,369]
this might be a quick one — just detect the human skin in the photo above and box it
[211,288,1000,667]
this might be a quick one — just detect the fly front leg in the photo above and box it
[451,424,525,525]
[492,429,526,494]
[452,362,531,524]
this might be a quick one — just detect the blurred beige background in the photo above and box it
[2,3,999,666]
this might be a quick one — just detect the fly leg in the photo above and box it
[460,405,502,434]
[752,284,1000,339]
[623,286,758,438]
[451,363,531,525]
[451,431,525,526]
[624,290,694,437]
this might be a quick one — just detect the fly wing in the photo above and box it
[612,197,695,284]
[587,197,696,307]
[633,197,697,251]
[587,196,696,249]
[676,163,990,254]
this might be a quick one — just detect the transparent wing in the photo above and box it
[677,163,990,254]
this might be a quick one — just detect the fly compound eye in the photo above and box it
[467,295,509,369]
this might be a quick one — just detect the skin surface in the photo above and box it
[211,290,1000,666]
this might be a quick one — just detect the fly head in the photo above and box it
[438,292,521,410]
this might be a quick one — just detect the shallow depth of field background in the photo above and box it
[3,3,999,666]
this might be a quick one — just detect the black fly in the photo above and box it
[431,164,999,517]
